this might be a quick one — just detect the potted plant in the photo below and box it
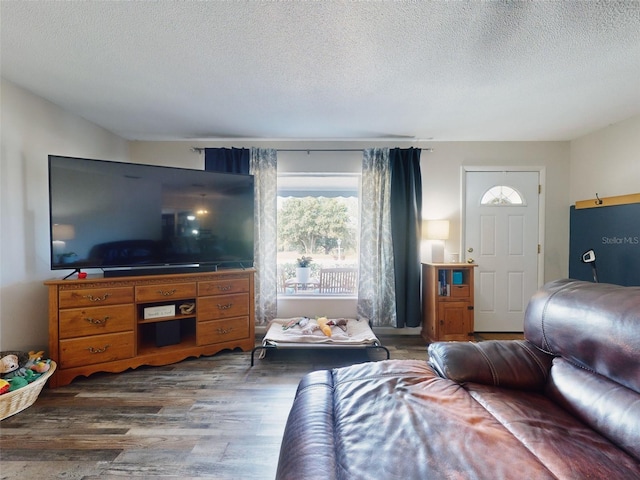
[296,256,313,283]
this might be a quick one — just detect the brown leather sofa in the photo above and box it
[275,279,640,479]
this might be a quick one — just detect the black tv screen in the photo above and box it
[49,155,254,274]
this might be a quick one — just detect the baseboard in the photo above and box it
[373,327,422,336]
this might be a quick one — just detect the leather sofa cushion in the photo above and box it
[428,339,553,390]
[546,357,640,462]
[467,382,640,478]
[524,279,640,394]
[277,360,558,480]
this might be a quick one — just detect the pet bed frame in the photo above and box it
[251,317,390,366]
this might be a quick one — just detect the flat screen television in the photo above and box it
[49,155,254,276]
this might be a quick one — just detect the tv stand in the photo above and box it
[45,269,255,387]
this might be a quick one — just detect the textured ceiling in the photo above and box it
[2,1,639,141]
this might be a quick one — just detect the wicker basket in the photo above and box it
[0,361,56,421]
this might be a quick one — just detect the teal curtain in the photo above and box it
[204,148,250,174]
[390,148,422,328]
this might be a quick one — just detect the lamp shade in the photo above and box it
[424,220,450,240]
[52,224,75,241]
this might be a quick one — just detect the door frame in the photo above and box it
[460,165,546,289]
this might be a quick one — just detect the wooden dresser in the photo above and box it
[45,269,255,387]
[421,263,476,343]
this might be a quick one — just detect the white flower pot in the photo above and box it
[296,267,310,284]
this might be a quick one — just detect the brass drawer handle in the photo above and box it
[83,293,110,302]
[216,303,232,310]
[87,345,110,354]
[85,316,109,325]
[216,327,233,335]
[157,289,177,296]
[217,285,232,291]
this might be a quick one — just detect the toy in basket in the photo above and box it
[0,350,56,421]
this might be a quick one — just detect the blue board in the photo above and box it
[569,204,640,286]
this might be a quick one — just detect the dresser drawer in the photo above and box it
[59,304,134,339]
[198,293,250,321]
[59,286,134,309]
[198,277,249,296]
[198,316,250,345]
[135,282,196,302]
[59,331,135,368]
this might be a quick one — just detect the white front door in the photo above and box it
[464,170,541,332]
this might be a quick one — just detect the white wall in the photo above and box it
[0,79,129,351]
[421,141,571,282]
[570,115,640,203]
[130,139,573,318]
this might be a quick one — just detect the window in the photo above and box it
[480,185,524,205]
[277,173,360,296]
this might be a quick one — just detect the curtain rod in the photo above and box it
[280,148,434,153]
[192,147,433,153]
[279,148,366,152]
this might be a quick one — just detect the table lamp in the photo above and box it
[424,220,449,263]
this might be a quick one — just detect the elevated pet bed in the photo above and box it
[251,317,390,366]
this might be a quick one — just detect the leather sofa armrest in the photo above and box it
[276,370,338,480]
[428,340,553,391]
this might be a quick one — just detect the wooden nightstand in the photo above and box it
[421,263,477,342]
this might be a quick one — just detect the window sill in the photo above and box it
[278,294,357,300]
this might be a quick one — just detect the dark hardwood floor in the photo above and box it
[0,335,428,479]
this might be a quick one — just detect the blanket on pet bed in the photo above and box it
[263,317,379,345]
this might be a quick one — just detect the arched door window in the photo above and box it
[480,185,524,206]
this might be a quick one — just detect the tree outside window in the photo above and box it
[277,174,359,295]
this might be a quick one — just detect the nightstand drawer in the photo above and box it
[59,332,134,368]
[59,304,134,339]
[198,316,250,345]
[135,282,196,302]
[450,285,470,298]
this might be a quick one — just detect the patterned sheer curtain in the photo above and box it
[357,148,397,327]
[250,148,278,325]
